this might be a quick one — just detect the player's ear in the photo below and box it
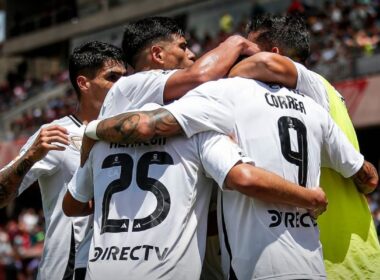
[77,75,90,92]
[271,47,280,54]
[151,45,165,65]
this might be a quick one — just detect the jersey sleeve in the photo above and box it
[293,62,330,111]
[0,127,63,195]
[68,158,94,203]
[164,80,235,138]
[321,113,364,178]
[99,70,177,119]
[197,132,252,189]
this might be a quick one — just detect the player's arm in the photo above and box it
[164,35,259,102]
[225,163,327,218]
[63,192,93,217]
[199,133,327,218]
[351,160,378,194]
[81,109,180,166]
[228,52,298,88]
[63,159,94,216]
[322,113,378,193]
[0,125,69,208]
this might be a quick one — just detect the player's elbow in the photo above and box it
[227,164,262,196]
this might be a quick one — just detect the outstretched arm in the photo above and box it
[88,108,181,143]
[0,125,69,208]
[225,163,328,218]
[352,160,378,194]
[228,52,298,88]
[164,35,260,102]
[81,109,181,166]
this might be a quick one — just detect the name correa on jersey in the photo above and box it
[265,92,306,114]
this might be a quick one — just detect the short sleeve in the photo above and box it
[197,132,252,189]
[321,113,364,178]
[294,62,329,111]
[164,80,235,138]
[68,159,94,203]
[99,70,177,119]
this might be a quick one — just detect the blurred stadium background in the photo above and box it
[0,0,379,278]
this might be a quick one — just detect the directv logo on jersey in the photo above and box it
[265,92,306,114]
[89,245,169,262]
[268,210,317,228]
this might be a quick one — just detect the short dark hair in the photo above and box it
[247,14,310,63]
[69,41,125,99]
[122,17,185,68]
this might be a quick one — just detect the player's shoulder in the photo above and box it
[50,115,83,130]
[192,77,255,93]
[113,70,175,91]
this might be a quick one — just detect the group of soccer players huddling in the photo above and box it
[0,14,379,280]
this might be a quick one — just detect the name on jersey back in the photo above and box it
[265,92,306,114]
[109,137,167,149]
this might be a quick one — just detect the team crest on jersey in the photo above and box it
[70,135,82,151]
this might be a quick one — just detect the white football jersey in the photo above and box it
[68,128,249,280]
[165,77,364,279]
[74,69,178,270]
[3,115,91,280]
[99,69,176,119]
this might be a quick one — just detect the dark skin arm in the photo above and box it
[228,52,298,88]
[0,125,69,208]
[164,35,260,102]
[62,191,94,217]
[352,160,378,194]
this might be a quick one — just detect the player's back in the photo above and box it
[84,131,237,280]
[165,77,362,279]
[217,78,329,279]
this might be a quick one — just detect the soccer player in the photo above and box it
[0,41,126,280]
[230,14,380,279]
[94,17,258,123]
[63,102,328,279]
[82,74,377,279]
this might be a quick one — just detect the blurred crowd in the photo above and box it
[2,1,380,141]
[1,1,380,140]
[0,0,380,277]
[186,0,380,79]
[0,209,44,280]
[0,68,77,141]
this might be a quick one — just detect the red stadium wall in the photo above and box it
[334,74,380,128]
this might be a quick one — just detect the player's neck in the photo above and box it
[75,101,101,124]
[135,57,161,72]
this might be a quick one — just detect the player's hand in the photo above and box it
[307,187,328,219]
[25,125,69,163]
[224,35,260,57]
[353,160,379,194]
[80,135,96,167]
